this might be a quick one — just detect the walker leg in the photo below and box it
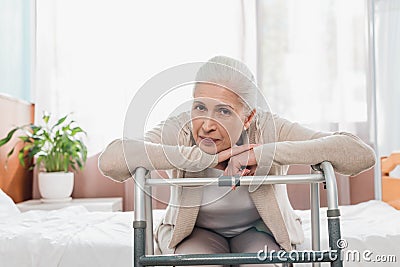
[134,167,148,267]
[328,217,342,267]
[311,183,321,267]
[320,162,343,267]
[134,222,146,267]
[145,185,154,255]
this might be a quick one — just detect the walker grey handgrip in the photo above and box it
[218,176,241,187]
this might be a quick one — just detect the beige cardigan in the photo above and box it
[98,111,376,254]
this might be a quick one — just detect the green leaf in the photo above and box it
[43,113,50,124]
[83,149,87,162]
[76,159,83,169]
[6,147,15,158]
[0,128,18,147]
[19,136,30,142]
[52,115,68,129]
[71,163,77,171]
[62,125,70,132]
[18,151,25,167]
[28,146,41,158]
[23,144,33,152]
[36,157,43,170]
[43,131,51,142]
[31,125,41,134]
[71,127,84,136]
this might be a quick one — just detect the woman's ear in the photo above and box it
[243,109,256,130]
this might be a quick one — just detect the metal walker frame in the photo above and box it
[133,161,343,266]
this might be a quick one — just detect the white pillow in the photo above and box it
[0,189,20,218]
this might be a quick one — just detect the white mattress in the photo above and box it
[296,200,400,267]
[0,200,399,267]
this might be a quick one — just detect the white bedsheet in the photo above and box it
[0,206,165,267]
[296,200,400,267]
[0,200,399,267]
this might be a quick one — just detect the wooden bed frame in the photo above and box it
[0,94,35,203]
[381,152,400,209]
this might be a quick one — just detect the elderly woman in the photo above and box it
[99,56,375,267]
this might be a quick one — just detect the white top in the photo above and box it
[195,169,261,237]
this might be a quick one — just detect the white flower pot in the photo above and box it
[38,172,74,201]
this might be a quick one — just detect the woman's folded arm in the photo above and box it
[98,112,218,182]
[98,139,218,182]
[252,113,376,176]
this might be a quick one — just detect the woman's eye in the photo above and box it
[194,104,206,112]
[218,108,231,116]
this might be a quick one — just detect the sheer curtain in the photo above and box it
[257,0,371,139]
[35,0,248,156]
[374,0,400,176]
[256,0,375,204]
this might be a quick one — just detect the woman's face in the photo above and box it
[191,83,254,154]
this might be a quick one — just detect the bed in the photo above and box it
[1,188,399,267]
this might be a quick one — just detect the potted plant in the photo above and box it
[0,112,87,202]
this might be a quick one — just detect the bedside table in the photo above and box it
[17,197,123,212]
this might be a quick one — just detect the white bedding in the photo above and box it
[0,200,399,267]
[296,200,400,266]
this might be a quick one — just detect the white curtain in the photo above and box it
[257,0,371,140]
[374,0,400,175]
[256,0,374,203]
[35,0,254,156]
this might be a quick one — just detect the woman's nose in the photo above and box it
[201,117,217,132]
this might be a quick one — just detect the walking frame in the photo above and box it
[133,161,343,267]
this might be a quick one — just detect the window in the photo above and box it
[258,0,368,131]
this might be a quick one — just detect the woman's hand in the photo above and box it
[214,144,258,171]
[223,148,259,176]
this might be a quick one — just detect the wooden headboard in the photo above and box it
[0,94,35,203]
[381,152,400,209]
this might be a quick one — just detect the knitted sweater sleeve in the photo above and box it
[98,112,218,182]
[252,113,376,176]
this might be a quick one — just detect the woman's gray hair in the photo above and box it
[194,56,257,115]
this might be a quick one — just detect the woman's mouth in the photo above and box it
[199,136,220,146]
